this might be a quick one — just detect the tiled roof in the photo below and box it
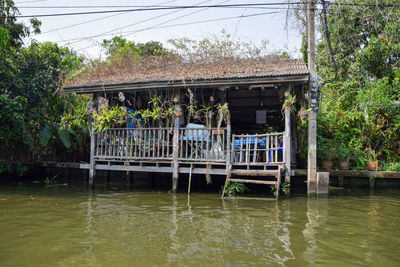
[64,57,308,90]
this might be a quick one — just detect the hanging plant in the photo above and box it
[216,103,230,129]
[298,107,310,124]
[282,94,296,113]
[93,105,127,133]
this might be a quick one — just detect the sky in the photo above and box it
[16,0,303,59]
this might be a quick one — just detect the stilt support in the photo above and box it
[317,172,329,195]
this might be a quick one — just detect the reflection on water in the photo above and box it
[0,184,399,266]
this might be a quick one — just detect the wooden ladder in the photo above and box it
[221,165,283,199]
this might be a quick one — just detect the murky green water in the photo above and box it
[0,182,399,266]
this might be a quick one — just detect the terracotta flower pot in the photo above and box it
[339,161,350,170]
[367,161,378,171]
[321,160,333,170]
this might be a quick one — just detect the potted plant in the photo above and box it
[336,143,352,170]
[319,139,336,170]
[321,152,334,170]
[365,148,379,171]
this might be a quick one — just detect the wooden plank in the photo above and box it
[229,178,276,185]
[179,128,184,158]
[199,129,203,160]
[230,169,279,176]
[212,129,225,135]
[266,135,270,163]
[294,169,400,179]
[226,123,231,168]
[152,129,156,158]
[245,135,250,166]
[253,136,258,163]
[186,129,189,159]
[161,129,165,158]
[129,129,134,157]
[223,196,277,201]
[113,130,116,157]
[239,136,243,163]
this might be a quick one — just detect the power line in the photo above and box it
[65,0,222,45]
[6,3,306,18]
[16,0,46,3]
[76,10,283,52]
[39,0,181,35]
[16,1,400,9]
[18,2,302,9]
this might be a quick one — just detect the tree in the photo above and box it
[316,0,400,167]
[102,36,170,60]
[0,1,87,161]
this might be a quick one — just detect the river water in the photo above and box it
[0,182,399,266]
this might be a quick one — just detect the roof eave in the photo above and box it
[63,74,309,94]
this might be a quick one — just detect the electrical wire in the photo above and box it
[18,2,303,9]
[4,3,316,18]
[16,2,400,9]
[64,0,217,45]
[39,0,181,35]
[76,10,283,52]
[320,0,338,86]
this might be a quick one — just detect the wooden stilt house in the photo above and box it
[63,57,309,195]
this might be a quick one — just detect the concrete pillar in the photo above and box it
[88,128,96,187]
[307,0,318,195]
[317,172,329,194]
[171,109,181,193]
[284,85,292,184]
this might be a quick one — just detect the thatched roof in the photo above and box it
[63,56,309,93]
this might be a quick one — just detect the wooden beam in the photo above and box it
[230,170,279,176]
[229,178,276,185]
[229,97,281,107]
[294,169,400,179]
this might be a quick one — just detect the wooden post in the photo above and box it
[226,115,232,172]
[284,85,292,184]
[129,172,133,185]
[317,172,329,194]
[88,93,99,187]
[171,107,181,193]
[88,128,96,186]
[307,0,318,195]
[188,164,193,194]
[338,176,344,187]
[369,174,375,192]
[65,168,70,184]
[106,170,111,184]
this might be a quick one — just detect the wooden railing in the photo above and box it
[95,128,173,160]
[177,127,227,162]
[231,132,285,165]
[94,128,283,166]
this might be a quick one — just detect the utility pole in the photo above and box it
[307,0,318,195]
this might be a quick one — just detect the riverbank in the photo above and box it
[2,160,400,193]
